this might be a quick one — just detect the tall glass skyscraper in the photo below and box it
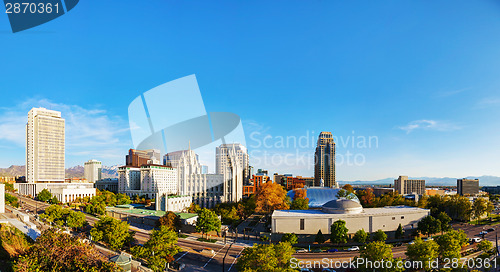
[314,132,337,188]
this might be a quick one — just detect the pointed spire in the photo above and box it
[188,140,191,151]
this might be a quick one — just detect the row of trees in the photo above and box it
[417,213,451,236]
[84,189,131,215]
[422,194,494,222]
[40,205,87,230]
[5,192,19,207]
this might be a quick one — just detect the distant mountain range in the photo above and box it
[0,165,119,179]
[339,176,500,187]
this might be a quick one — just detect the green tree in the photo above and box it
[5,193,19,207]
[395,224,404,239]
[448,229,469,247]
[66,210,86,229]
[405,237,439,271]
[195,208,221,238]
[477,239,493,252]
[372,229,387,242]
[187,203,201,213]
[358,241,404,272]
[436,211,452,232]
[418,215,441,236]
[436,230,462,261]
[354,229,368,243]
[156,211,181,231]
[14,229,118,272]
[237,242,296,272]
[90,216,134,251]
[49,196,59,205]
[330,220,348,244]
[131,225,180,272]
[315,229,326,244]
[472,198,488,223]
[281,233,298,245]
[37,189,52,203]
[290,198,309,210]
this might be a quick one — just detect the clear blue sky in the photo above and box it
[1,0,500,180]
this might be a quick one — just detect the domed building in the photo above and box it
[271,196,430,236]
[287,187,359,208]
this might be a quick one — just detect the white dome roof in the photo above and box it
[322,198,363,214]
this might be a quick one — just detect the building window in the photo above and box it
[401,216,404,219]
[392,217,395,220]
[300,219,305,230]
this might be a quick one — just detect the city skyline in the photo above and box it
[1,1,500,180]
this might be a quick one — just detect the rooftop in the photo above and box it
[272,206,429,218]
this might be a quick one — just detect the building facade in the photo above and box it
[165,149,225,208]
[26,108,65,183]
[457,178,479,196]
[314,132,337,188]
[394,176,425,195]
[272,199,429,235]
[216,143,249,202]
[84,159,102,183]
[126,149,161,167]
[95,178,119,193]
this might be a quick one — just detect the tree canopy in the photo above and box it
[90,216,134,251]
[156,211,181,231]
[358,241,404,272]
[281,233,298,245]
[417,215,441,236]
[372,229,387,242]
[237,242,296,272]
[195,208,221,238]
[330,220,348,244]
[354,229,368,243]
[37,189,52,203]
[131,226,180,272]
[14,229,118,272]
[40,205,87,229]
[255,182,289,214]
[405,237,439,271]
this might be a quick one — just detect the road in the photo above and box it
[15,194,500,271]
[14,193,245,271]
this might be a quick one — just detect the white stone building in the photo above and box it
[272,198,429,235]
[26,108,65,183]
[216,143,248,203]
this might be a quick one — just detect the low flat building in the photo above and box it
[372,187,395,197]
[272,198,429,235]
[15,182,96,203]
[426,188,446,196]
[95,178,119,193]
[482,186,500,195]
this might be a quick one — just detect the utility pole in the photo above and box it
[222,242,234,272]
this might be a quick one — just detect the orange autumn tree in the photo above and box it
[255,182,290,214]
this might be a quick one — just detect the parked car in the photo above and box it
[408,241,415,245]
[394,242,403,247]
[479,231,488,235]
[201,248,215,254]
[347,246,360,251]
[470,237,482,243]
[424,237,434,241]
[487,228,495,232]
[296,248,308,253]
[326,248,339,253]
[311,248,323,253]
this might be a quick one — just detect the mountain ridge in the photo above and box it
[0,165,119,178]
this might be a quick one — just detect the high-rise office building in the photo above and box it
[18,108,96,202]
[216,143,249,202]
[126,149,161,167]
[314,132,337,188]
[394,176,426,195]
[457,178,479,196]
[84,159,102,183]
[26,107,65,183]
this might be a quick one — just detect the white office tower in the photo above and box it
[26,107,65,183]
[216,143,249,203]
[84,159,102,183]
[164,149,224,208]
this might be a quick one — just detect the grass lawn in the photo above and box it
[470,214,500,225]
[197,237,217,243]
